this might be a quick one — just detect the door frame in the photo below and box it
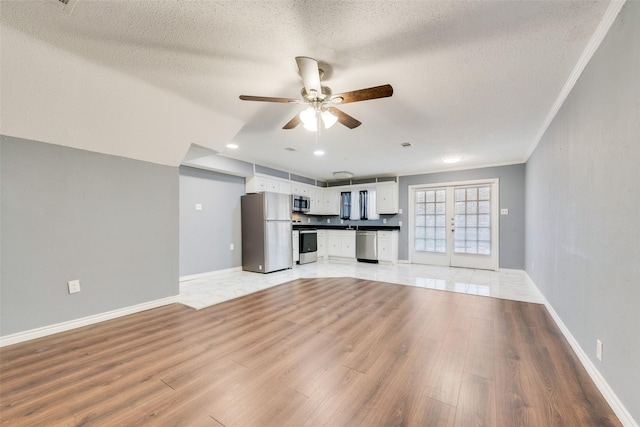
[408,178,500,271]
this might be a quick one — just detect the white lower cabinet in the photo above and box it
[327,230,356,259]
[317,230,327,259]
[377,230,399,264]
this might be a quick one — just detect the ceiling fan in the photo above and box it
[239,57,393,131]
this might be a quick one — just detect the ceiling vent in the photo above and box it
[44,0,80,15]
[400,142,413,148]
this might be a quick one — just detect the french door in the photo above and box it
[409,179,498,270]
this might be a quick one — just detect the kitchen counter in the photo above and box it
[292,224,400,231]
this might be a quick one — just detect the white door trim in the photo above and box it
[408,178,500,271]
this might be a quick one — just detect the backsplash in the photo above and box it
[292,212,399,227]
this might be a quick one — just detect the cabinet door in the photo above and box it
[378,237,391,262]
[341,231,356,258]
[317,231,327,258]
[266,178,279,193]
[376,183,398,214]
[308,188,321,214]
[377,231,398,263]
[324,189,340,215]
[255,177,268,192]
[327,235,342,257]
[279,181,292,195]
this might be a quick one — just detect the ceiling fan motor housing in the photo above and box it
[302,85,332,102]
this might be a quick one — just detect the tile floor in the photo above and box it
[178,259,543,310]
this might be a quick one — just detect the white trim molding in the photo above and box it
[180,266,242,283]
[525,272,638,427]
[0,296,179,348]
[525,0,627,161]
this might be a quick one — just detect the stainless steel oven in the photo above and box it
[298,229,317,264]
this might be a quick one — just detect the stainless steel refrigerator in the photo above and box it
[241,192,293,273]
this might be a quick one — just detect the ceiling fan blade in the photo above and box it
[239,95,300,103]
[296,56,322,96]
[282,113,301,129]
[327,107,361,129]
[331,84,393,104]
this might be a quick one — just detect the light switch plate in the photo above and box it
[68,280,81,294]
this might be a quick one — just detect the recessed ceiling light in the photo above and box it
[314,149,325,156]
[442,156,462,164]
[226,143,238,149]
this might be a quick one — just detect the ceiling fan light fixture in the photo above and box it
[300,107,337,131]
[300,107,316,125]
[302,120,317,132]
[321,110,337,128]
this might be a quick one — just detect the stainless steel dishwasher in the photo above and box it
[356,230,378,263]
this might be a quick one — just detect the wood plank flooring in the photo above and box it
[0,277,621,426]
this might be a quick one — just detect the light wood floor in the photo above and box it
[0,277,620,426]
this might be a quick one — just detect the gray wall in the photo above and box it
[1,136,179,336]
[179,166,244,276]
[525,1,640,423]
[399,164,526,269]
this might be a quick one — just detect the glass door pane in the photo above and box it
[453,186,491,255]
[414,189,447,253]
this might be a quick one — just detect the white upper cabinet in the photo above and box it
[291,182,310,196]
[246,175,291,195]
[246,175,398,215]
[376,182,399,214]
[323,188,340,215]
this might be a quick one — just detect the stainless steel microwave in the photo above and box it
[292,195,310,212]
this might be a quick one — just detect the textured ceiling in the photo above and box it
[0,1,613,180]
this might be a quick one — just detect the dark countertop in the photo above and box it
[292,224,400,231]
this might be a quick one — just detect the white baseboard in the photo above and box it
[180,266,242,282]
[0,295,179,348]
[524,271,638,427]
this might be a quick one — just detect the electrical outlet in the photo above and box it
[383,218,387,224]
[327,219,330,224]
[597,339,603,361]
[68,280,81,294]
[501,208,509,215]
[307,218,310,223]
[195,203,203,211]
[229,243,234,251]
[399,221,403,227]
